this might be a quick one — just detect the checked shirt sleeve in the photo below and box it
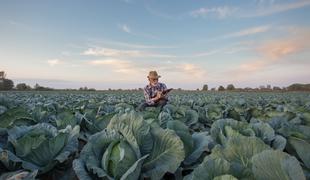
[162,83,167,91]
[144,87,155,105]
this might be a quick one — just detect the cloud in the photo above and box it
[190,1,310,19]
[89,59,136,74]
[192,42,253,57]
[195,25,270,45]
[83,48,141,57]
[192,49,222,57]
[194,26,306,58]
[258,28,310,59]
[89,59,137,77]
[224,46,252,54]
[46,58,82,68]
[108,42,176,49]
[259,40,301,59]
[117,23,159,39]
[87,58,207,83]
[84,45,250,59]
[224,27,310,80]
[156,63,207,82]
[120,24,131,33]
[177,63,206,78]
[220,57,279,84]
[238,60,267,72]
[190,6,238,18]
[223,56,310,86]
[47,59,62,66]
[226,25,270,38]
[83,47,176,58]
[91,39,178,49]
[242,0,310,17]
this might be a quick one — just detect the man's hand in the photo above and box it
[152,91,165,102]
[157,91,163,97]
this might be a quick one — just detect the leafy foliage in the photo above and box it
[0,91,309,179]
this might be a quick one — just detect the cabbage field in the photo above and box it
[0,91,309,180]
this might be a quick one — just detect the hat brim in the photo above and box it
[147,75,161,78]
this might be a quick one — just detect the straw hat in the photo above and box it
[147,71,161,79]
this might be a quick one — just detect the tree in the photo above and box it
[79,87,88,91]
[267,84,271,90]
[34,83,53,91]
[273,86,281,91]
[88,88,96,91]
[226,84,235,91]
[34,83,40,90]
[287,84,310,91]
[16,83,31,90]
[0,71,6,79]
[218,85,225,91]
[202,84,208,91]
[0,79,14,90]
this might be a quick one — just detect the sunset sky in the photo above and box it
[1,0,309,90]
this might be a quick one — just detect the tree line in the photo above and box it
[201,84,310,92]
[0,81,97,91]
[2,81,310,92]
[1,72,309,91]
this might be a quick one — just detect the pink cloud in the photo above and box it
[258,38,306,60]
[223,27,310,82]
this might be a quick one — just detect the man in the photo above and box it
[137,71,169,111]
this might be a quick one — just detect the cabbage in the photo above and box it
[73,111,185,180]
[0,123,79,174]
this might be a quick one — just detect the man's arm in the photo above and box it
[155,83,170,101]
[144,87,161,105]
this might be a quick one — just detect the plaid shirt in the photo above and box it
[143,82,167,105]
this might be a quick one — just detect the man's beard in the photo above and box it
[151,82,158,86]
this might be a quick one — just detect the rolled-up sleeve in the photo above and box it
[144,87,155,105]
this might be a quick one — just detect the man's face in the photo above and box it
[149,77,159,86]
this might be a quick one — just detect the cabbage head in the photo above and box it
[73,111,185,180]
[0,123,79,174]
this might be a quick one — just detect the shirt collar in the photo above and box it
[146,83,159,89]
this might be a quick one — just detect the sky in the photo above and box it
[0,0,309,90]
